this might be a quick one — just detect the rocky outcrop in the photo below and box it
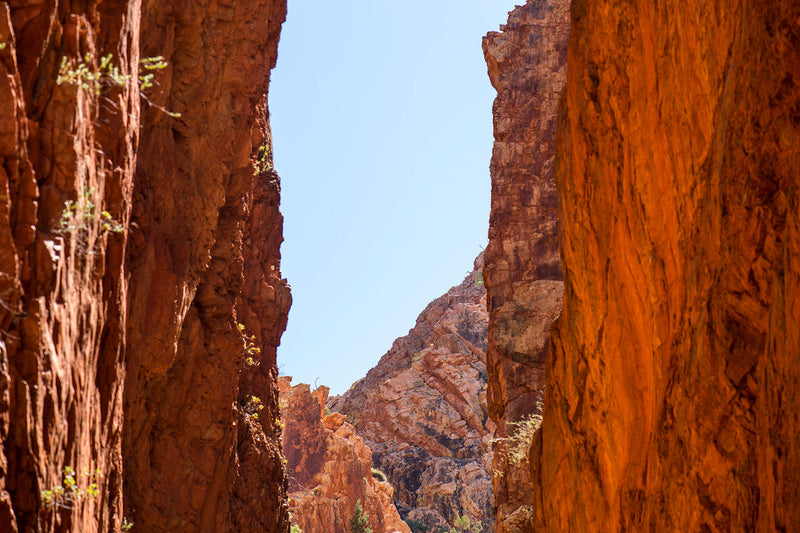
[280,378,411,533]
[482,1,569,531]
[539,0,800,531]
[330,258,493,533]
[0,1,289,531]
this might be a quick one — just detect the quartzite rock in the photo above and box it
[482,1,569,531]
[330,257,494,533]
[542,0,800,531]
[0,3,141,531]
[123,1,290,531]
[280,378,411,533]
[0,1,290,532]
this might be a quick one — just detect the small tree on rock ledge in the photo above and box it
[349,499,373,533]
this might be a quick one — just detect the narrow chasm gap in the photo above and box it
[272,2,568,533]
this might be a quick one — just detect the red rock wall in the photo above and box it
[482,1,569,531]
[123,1,289,531]
[0,2,141,530]
[0,1,289,531]
[543,0,800,531]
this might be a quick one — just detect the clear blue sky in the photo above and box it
[271,1,514,395]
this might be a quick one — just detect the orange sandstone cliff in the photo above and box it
[0,1,289,531]
[279,378,411,533]
[482,1,569,531]
[330,258,494,533]
[538,0,800,531]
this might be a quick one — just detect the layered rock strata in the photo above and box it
[0,1,290,531]
[482,1,569,531]
[541,0,800,531]
[330,258,493,533]
[280,378,411,533]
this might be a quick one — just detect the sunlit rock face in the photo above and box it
[329,258,494,533]
[0,1,291,531]
[542,0,800,531]
[0,3,142,530]
[482,1,569,531]
[280,378,411,533]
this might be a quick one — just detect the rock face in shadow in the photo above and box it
[0,1,290,531]
[482,1,569,531]
[330,258,494,533]
[123,1,290,531]
[280,378,411,533]
[541,0,800,531]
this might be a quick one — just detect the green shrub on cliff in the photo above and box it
[253,142,272,175]
[444,514,481,533]
[349,499,373,533]
[492,400,543,467]
[41,466,101,510]
[57,52,180,117]
[506,409,542,466]
[59,186,124,235]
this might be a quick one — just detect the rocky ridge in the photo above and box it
[482,1,569,531]
[330,257,493,533]
[279,378,411,533]
[0,1,290,531]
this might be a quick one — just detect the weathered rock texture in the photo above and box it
[0,1,289,531]
[123,1,290,531]
[280,378,411,533]
[330,258,494,533]
[482,1,569,531]
[0,3,143,531]
[540,0,800,531]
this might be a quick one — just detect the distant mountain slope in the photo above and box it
[329,256,493,533]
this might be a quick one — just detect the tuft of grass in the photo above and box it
[370,467,387,483]
[504,405,543,466]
